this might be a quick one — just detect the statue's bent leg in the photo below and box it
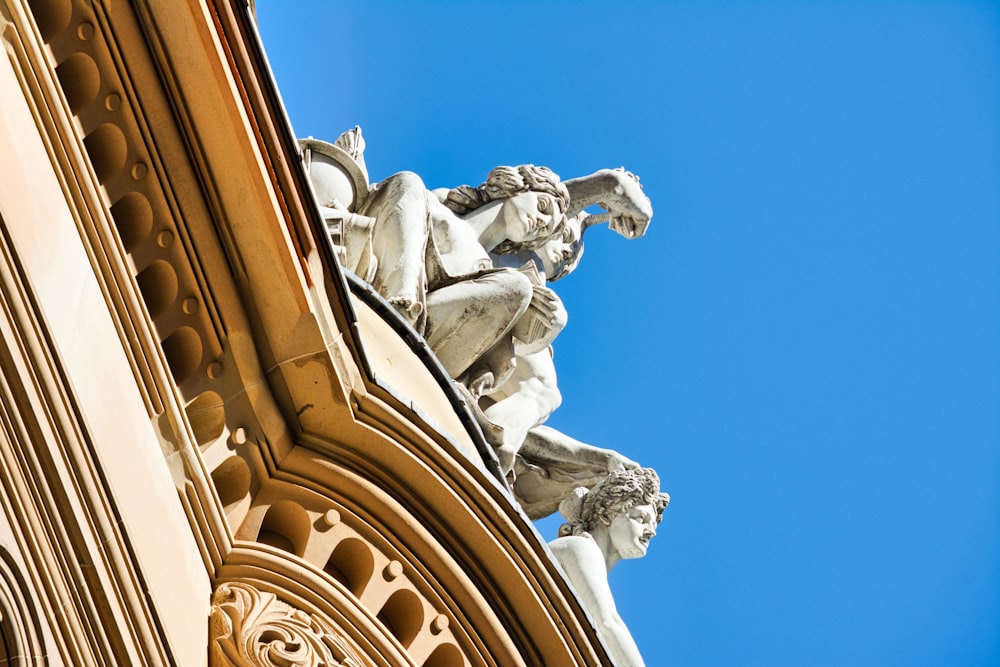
[424,270,533,380]
[480,348,562,472]
[463,339,518,399]
[357,171,431,323]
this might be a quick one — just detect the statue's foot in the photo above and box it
[467,372,495,400]
[496,445,516,485]
[452,382,506,447]
[387,295,423,325]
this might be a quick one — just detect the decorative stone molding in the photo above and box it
[210,582,370,667]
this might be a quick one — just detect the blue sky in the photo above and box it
[255,2,999,664]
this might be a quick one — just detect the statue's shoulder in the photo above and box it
[549,534,602,566]
[549,535,610,604]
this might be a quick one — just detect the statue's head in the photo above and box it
[536,214,584,280]
[558,468,669,561]
[444,165,571,253]
[487,213,585,281]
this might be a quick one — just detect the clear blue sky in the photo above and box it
[255,2,999,665]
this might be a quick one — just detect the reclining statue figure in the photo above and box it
[549,467,670,667]
[348,163,572,395]
[322,128,652,393]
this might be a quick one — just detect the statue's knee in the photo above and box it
[481,272,533,323]
[365,171,430,233]
[384,171,426,193]
[500,271,534,307]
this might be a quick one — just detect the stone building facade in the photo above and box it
[0,0,618,664]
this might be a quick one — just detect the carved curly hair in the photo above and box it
[443,164,569,215]
[557,468,670,538]
[442,165,571,254]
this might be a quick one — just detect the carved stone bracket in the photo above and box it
[210,582,370,667]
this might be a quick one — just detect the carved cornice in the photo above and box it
[210,581,370,667]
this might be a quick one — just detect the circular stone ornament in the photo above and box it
[299,138,369,212]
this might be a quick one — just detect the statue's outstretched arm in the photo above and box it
[520,426,638,471]
[513,426,639,519]
[563,169,653,239]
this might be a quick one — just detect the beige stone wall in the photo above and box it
[0,2,209,663]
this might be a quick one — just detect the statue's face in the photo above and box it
[607,504,658,560]
[501,192,562,243]
[537,219,582,279]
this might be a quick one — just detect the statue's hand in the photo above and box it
[529,285,565,325]
[512,285,567,353]
[318,202,348,233]
[601,169,653,239]
[606,449,640,473]
[319,201,375,235]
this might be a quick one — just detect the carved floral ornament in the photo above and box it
[210,582,371,667]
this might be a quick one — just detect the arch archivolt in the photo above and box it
[212,459,486,667]
[0,547,47,667]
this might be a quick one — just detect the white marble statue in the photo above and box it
[339,151,652,400]
[549,468,669,667]
[305,129,666,664]
[303,130,655,504]
[350,164,572,395]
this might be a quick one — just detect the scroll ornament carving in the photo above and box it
[210,582,370,667]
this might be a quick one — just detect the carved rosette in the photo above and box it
[210,582,370,667]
